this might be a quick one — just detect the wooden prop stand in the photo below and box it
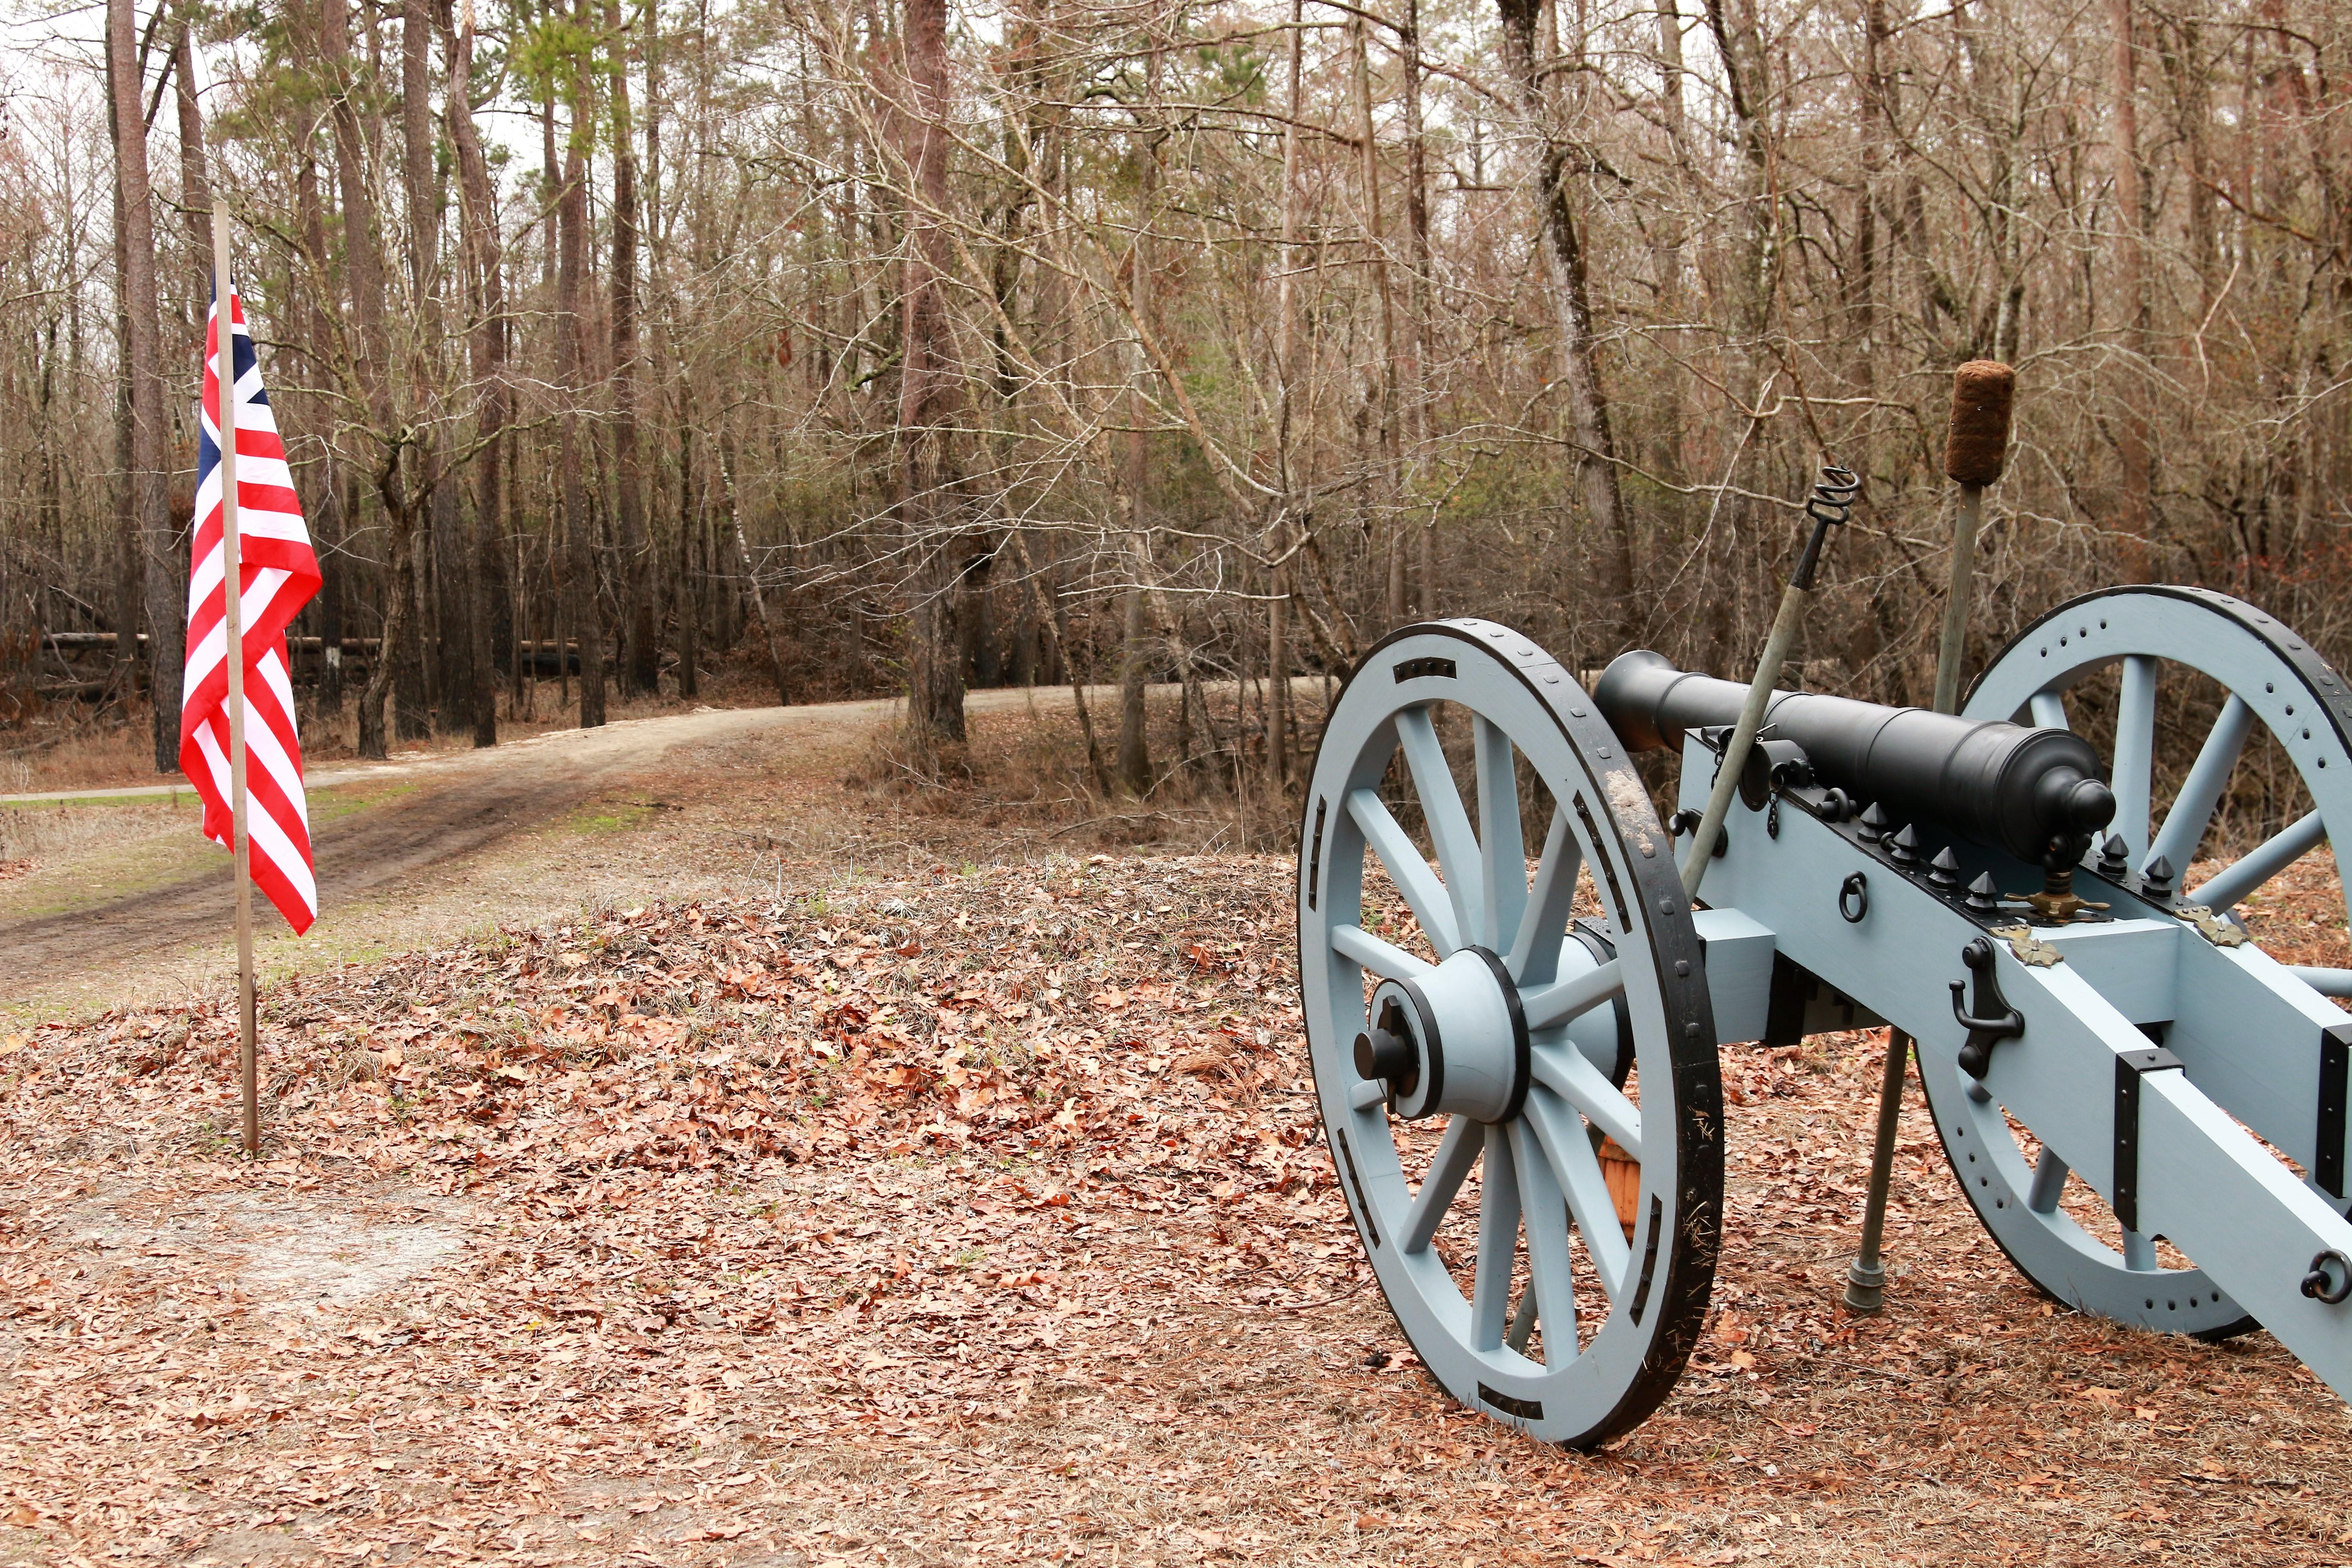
[210,205,258,1158]
[1843,360,2017,1313]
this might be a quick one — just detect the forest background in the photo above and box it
[2,0,2346,807]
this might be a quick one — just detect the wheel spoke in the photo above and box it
[1400,1115,1480,1254]
[1504,1280,1540,1352]
[1524,1088,1632,1302]
[1346,787,1464,955]
[2144,694,2254,877]
[1507,808,1582,986]
[2027,1147,2068,1214]
[1507,1120,1578,1357]
[1474,717,1528,955]
[2189,808,2326,914]
[1331,922,1435,982]
[1521,958,1625,1035]
[2123,1229,2158,1271]
[1528,1037,1642,1155]
[2111,655,2159,861]
[1395,707,1485,948]
[2029,690,2070,731]
[1471,1124,1521,1352]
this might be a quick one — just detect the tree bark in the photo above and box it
[717,422,789,704]
[1348,11,1404,628]
[2110,0,2153,578]
[899,0,964,745]
[108,0,176,770]
[326,0,419,759]
[1495,0,1635,657]
[446,0,502,745]
[401,0,471,740]
[297,150,347,714]
[103,31,144,717]
[606,0,657,696]
[554,31,607,728]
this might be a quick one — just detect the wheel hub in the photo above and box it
[1355,947,1530,1123]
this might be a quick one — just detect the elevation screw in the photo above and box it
[2142,854,2177,901]
[1887,824,1921,867]
[1928,847,1962,891]
[2097,834,2131,878]
[1856,802,1890,844]
[1964,873,2002,915]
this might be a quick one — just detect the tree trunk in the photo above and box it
[297,152,346,714]
[445,0,502,745]
[326,0,418,760]
[677,418,701,697]
[1348,11,1404,629]
[1115,541,1152,795]
[718,418,788,702]
[401,0,469,740]
[107,0,175,771]
[554,44,607,728]
[1496,0,1635,658]
[1400,0,1434,616]
[103,35,143,716]
[2110,0,2153,578]
[606,0,657,696]
[899,0,964,745]
[171,26,210,275]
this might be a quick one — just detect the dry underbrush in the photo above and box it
[846,683,1329,857]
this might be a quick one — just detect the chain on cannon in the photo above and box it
[1293,368,2352,1448]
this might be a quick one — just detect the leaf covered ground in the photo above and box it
[1,843,2349,1566]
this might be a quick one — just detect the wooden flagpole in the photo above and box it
[210,202,257,1158]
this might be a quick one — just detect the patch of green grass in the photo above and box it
[0,790,204,812]
[562,798,660,836]
[309,780,419,822]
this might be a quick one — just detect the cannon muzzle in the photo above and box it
[1594,650,2114,864]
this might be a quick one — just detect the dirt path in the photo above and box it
[0,685,1204,1023]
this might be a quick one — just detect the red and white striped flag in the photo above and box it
[181,284,322,934]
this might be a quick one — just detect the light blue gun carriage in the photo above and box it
[1295,588,2352,1446]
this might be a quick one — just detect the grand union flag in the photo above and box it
[181,285,322,934]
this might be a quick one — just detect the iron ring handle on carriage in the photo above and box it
[1950,937,2024,1079]
[2304,1251,2352,1306]
[1838,873,1869,923]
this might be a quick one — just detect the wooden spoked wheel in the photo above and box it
[1296,619,1721,1446]
[1945,586,2352,1336]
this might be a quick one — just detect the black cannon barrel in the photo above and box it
[1594,650,2115,864]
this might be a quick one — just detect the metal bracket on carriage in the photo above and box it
[1984,924,2063,968]
[2171,901,2252,949]
[1951,937,2027,1079]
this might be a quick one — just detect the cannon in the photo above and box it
[1295,589,2352,1445]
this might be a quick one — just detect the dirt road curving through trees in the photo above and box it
[0,687,1125,1021]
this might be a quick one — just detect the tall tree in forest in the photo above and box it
[295,147,347,714]
[2110,0,2153,576]
[607,0,657,695]
[405,0,472,738]
[554,1,609,728]
[447,0,503,745]
[103,31,142,714]
[106,0,175,770]
[1494,0,1635,657]
[899,0,965,746]
[1115,39,1162,796]
[325,0,423,759]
